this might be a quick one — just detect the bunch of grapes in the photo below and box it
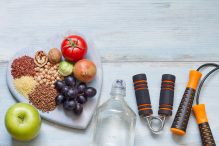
[54,76,97,115]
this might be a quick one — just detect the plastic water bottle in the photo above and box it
[92,79,136,146]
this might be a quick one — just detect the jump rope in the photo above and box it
[133,63,218,146]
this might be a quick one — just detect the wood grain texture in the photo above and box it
[0,0,219,62]
[1,0,219,145]
[1,62,219,146]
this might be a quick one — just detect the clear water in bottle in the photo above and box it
[92,80,136,146]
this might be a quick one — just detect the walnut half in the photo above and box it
[34,51,48,67]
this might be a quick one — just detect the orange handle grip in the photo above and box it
[193,104,216,146]
[171,70,202,136]
[186,70,202,90]
[192,104,208,124]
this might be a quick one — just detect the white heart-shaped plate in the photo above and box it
[6,33,102,129]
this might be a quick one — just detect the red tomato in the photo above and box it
[61,35,88,62]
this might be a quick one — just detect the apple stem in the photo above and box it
[18,115,25,123]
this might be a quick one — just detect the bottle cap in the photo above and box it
[110,79,126,96]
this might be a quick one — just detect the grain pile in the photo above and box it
[28,84,58,112]
[13,76,37,98]
[11,56,36,78]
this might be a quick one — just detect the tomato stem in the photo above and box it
[67,38,78,47]
[63,38,84,50]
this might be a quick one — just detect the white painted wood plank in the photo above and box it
[0,0,219,62]
[1,62,219,146]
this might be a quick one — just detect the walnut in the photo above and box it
[34,51,48,67]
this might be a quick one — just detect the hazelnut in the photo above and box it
[48,48,62,64]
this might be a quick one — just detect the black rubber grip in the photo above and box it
[133,74,153,116]
[199,122,216,146]
[171,87,196,133]
[158,74,176,116]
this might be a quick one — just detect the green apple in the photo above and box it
[5,103,41,141]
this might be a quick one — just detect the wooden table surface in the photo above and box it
[0,0,219,146]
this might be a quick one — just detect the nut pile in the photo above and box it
[34,62,63,87]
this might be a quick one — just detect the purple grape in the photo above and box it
[56,94,66,105]
[63,100,76,110]
[61,86,70,96]
[77,82,87,94]
[55,80,65,91]
[74,103,83,115]
[67,88,78,99]
[77,95,87,104]
[64,76,76,87]
[84,87,97,98]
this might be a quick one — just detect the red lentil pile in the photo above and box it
[11,56,36,78]
[28,84,58,112]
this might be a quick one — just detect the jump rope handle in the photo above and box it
[193,104,216,146]
[171,70,202,136]
[133,74,153,117]
[159,74,176,117]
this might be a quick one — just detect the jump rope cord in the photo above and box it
[196,63,219,71]
[196,63,219,105]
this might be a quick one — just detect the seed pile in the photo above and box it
[13,76,37,98]
[11,56,36,78]
[28,84,58,112]
[34,62,63,87]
